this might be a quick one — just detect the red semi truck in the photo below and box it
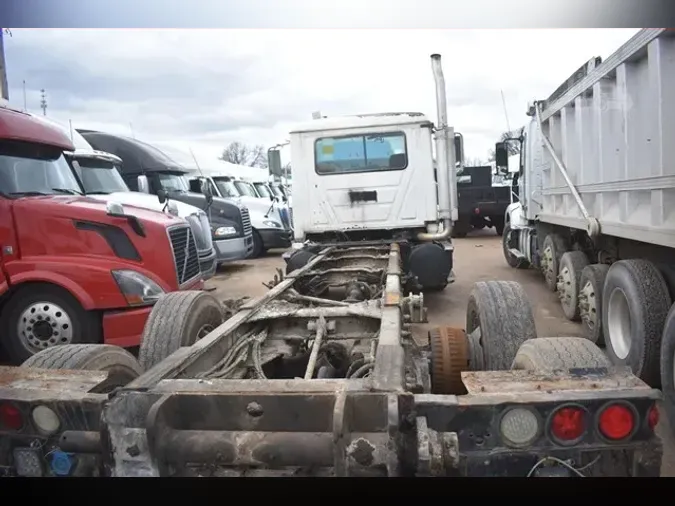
[0,103,203,364]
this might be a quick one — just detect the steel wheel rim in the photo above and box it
[557,265,574,309]
[17,301,74,352]
[579,280,597,330]
[607,287,631,360]
[542,246,555,284]
[196,324,215,341]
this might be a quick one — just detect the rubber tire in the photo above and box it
[659,302,675,431]
[541,234,568,292]
[493,217,505,237]
[502,223,530,269]
[452,221,470,239]
[603,259,671,387]
[512,337,610,371]
[248,229,265,259]
[466,281,538,370]
[579,264,610,345]
[138,291,224,370]
[557,251,590,322]
[0,283,102,365]
[285,249,317,275]
[22,344,142,393]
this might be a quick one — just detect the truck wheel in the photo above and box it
[22,344,142,393]
[603,259,671,387]
[286,249,317,275]
[138,291,224,370]
[659,303,675,429]
[512,337,610,371]
[493,217,504,236]
[0,283,102,365]
[248,230,265,259]
[579,264,610,345]
[541,234,568,292]
[466,281,537,370]
[452,221,470,238]
[557,251,590,322]
[502,223,529,269]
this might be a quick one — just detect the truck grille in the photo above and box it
[186,212,213,252]
[279,207,292,230]
[241,207,252,236]
[168,225,201,285]
[289,208,294,228]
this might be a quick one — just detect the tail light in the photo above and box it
[31,405,60,435]
[0,402,24,430]
[647,404,659,430]
[549,405,587,443]
[598,403,635,441]
[499,407,540,447]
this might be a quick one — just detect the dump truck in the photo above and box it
[0,53,664,478]
[498,28,675,425]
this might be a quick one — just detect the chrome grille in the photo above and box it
[279,206,291,230]
[289,208,294,228]
[186,212,213,252]
[168,225,201,285]
[240,207,252,236]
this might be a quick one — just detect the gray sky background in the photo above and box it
[4,28,639,165]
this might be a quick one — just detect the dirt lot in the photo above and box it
[207,228,674,476]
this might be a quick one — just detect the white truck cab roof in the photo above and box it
[290,112,431,134]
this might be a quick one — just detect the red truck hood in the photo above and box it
[14,195,184,227]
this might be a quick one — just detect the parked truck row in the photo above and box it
[0,46,664,477]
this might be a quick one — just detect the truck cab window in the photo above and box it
[314,132,408,175]
[158,172,189,192]
[234,180,258,198]
[74,158,129,194]
[254,182,273,198]
[212,177,239,198]
[0,142,82,196]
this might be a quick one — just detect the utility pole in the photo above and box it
[40,89,47,116]
[0,29,9,100]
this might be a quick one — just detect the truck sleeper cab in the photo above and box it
[187,170,292,258]
[78,131,254,266]
[0,106,203,364]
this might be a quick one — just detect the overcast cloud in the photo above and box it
[4,28,639,164]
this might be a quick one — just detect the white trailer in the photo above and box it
[500,28,675,424]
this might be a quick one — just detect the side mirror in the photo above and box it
[495,142,509,168]
[188,178,203,194]
[454,133,465,167]
[137,175,150,194]
[268,149,282,177]
[200,179,212,198]
[157,189,167,204]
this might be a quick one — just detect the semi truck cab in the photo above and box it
[78,131,254,265]
[0,105,203,363]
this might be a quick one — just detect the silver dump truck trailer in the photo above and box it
[499,28,675,426]
[0,52,664,478]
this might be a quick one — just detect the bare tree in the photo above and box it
[463,157,487,167]
[219,141,268,168]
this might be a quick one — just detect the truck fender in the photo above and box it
[505,202,528,228]
[7,270,96,310]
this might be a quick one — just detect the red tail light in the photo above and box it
[0,402,24,430]
[648,404,660,430]
[598,403,635,440]
[550,406,586,442]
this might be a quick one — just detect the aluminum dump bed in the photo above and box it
[529,28,675,249]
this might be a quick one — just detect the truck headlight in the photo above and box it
[213,226,237,237]
[112,270,165,306]
[262,220,281,228]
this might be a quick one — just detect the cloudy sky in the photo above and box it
[4,28,639,164]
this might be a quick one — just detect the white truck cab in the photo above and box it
[185,167,293,258]
[289,112,441,242]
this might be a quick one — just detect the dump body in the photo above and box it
[522,29,675,249]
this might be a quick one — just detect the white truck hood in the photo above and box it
[231,195,283,225]
[89,191,203,219]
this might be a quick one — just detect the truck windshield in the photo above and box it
[212,177,240,198]
[0,142,82,197]
[253,182,273,198]
[72,158,129,194]
[158,172,190,192]
[270,184,285,198]
[234,180,258,198]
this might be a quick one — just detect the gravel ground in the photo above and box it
[207,228,674,476]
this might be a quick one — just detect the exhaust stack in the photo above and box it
[418,54,456,241]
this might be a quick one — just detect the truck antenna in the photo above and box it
[40,89,47,116]
[500,89,511,133]
[69,119,74,142]
[22,80,27,111]
[189,147,205,177]
[129,122,135,139]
